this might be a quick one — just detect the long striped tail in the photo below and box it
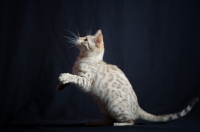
[138,98,198,122]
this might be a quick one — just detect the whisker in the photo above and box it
[61,35,75,39]
[67,37,76,41]
[63,40,70,42]
[89,26,92,35]
[76,27,80,37]
[68,39,77,44]
[62,30,78,47]
[68,43,76,46]
[67,44,76,50]
[62,36,76,41]
[67,41,76,44]
[61,35,77,45]
[67,30,78,39]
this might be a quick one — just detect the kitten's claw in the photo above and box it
[59,73,71,84]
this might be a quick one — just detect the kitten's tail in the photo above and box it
[138,98,198,122]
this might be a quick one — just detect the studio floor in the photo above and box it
[1,119,200,132]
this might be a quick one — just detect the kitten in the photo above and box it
[57,29,198,126]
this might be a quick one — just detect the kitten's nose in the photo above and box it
[78,37,84,40]
[78,37,82,40]
[78,37,86,43]
[77,37,83,44]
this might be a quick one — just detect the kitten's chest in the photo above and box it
[72,59,100,82]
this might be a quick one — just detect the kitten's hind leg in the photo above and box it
[114,121,134,126]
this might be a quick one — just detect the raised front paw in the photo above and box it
[59,73,72,84]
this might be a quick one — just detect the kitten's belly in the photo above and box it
[92,77,138,107]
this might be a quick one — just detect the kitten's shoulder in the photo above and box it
[102,62,123,72]
[107,63,118,69]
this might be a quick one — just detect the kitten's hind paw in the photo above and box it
[114,121,134,126]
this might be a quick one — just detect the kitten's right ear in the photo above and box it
[95,29,102,37]
[95,29,103,45]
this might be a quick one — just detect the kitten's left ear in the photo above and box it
[95,30,103,45]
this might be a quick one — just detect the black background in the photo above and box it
[0,0,200,131]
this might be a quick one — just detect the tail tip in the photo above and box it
[194,97,199,102]
[189,97,199,107]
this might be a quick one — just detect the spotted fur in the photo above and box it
[57,30,198,126]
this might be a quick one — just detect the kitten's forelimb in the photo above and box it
[59,73,92,92]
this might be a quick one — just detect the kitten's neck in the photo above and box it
[77,50,104,62]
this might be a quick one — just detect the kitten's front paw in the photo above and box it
[59,73,72,84]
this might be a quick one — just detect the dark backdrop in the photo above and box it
[0,0,200,131]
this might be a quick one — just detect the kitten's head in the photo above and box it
[76,30,104,59]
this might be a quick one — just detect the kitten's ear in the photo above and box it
[95,29,102,37]
[95,29,103,45]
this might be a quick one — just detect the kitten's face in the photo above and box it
[76,30,104,53]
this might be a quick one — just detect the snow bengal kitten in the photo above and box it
[57,29,198,126]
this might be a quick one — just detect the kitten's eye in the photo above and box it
[85,38,88,41]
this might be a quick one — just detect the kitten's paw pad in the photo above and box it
[59,73,71,84]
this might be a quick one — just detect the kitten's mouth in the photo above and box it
[75,39,83,48]
[76,40,82,46]
[75,37,89,50]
